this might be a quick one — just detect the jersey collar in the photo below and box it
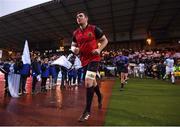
[80,24,89,31]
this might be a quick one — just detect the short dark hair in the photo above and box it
[76,11,88,17]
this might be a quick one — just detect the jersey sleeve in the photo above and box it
[94,26,104,39]
[72,35,77,43]
[72,31,77,43]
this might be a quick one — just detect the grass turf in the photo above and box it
[105,78,180,126]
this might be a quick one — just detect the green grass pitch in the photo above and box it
[105,78,180,126]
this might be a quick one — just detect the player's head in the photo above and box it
[118,51,122,56]
[169,52,174,59]
[76,11,88,26]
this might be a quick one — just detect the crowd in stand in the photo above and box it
[0,48,179,97]
[100,48,180,80]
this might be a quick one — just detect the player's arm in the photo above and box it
[97,35,108,53]
[92,26,108,55]
[71,35,79,55]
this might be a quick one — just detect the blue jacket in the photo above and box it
[41,63,49,78]
[68,68,77,77]
[31,61,41,77]
[2,63,10,74]
[14,61,22,74]
[49,65,57,78]
[20,64,31,76]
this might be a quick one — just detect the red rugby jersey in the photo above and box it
[72,24,104,66]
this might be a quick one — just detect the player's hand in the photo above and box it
[92,49,101,55]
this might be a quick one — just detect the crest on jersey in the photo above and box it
[87,32,93,37]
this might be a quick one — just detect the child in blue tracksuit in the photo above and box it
[31,57,41,93]
[2,60,10,93]
[41,58,49,92]
[67,54,77,87]
[49,64,58,88]
[19,62,31,94]
[68,67,77,87]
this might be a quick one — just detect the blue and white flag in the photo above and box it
[22,40,31,64]
[8,74,21,98]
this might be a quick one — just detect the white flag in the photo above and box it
[22,40,31,64]
[51,55,72,69]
